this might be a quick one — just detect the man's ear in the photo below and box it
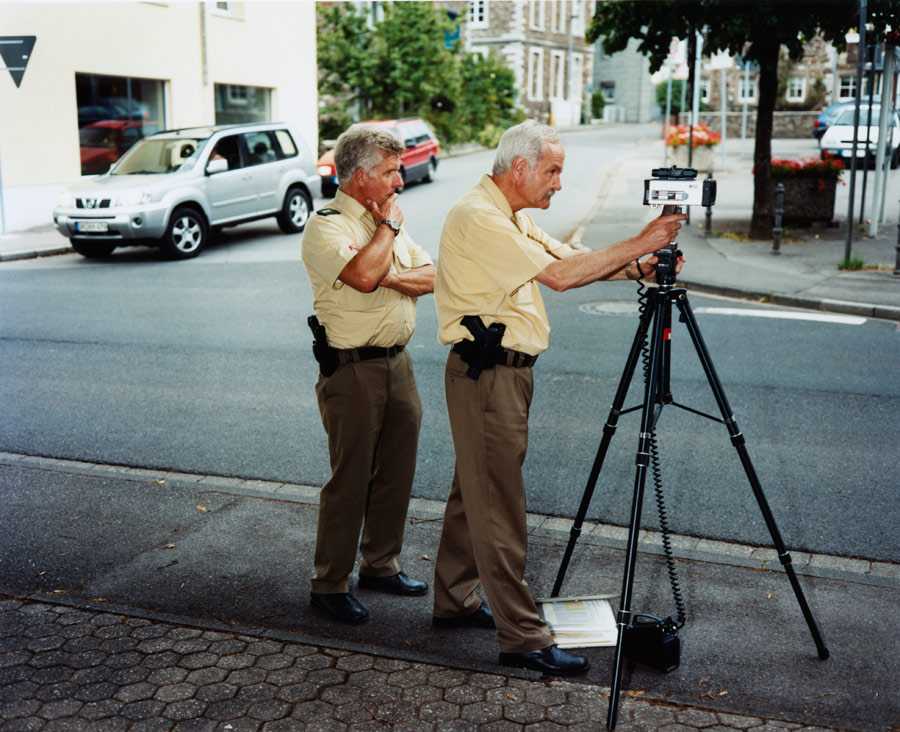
[511,156,528,182]
[352,167,368,187]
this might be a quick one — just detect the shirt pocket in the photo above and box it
[513,283,535,306]
[394,237,413,269]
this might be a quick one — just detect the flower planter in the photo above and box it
[769,177,837,225]
[668,143,715,172]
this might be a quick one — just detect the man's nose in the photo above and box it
[552,175,562,191]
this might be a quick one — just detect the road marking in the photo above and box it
[693,307,867,325]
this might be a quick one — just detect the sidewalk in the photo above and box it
[2,454,899,732]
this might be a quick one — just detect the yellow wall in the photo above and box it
[0,1,318,230]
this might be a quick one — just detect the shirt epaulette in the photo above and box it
[316,208,342,216]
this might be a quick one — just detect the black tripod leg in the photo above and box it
[552,290,658,597]
[607,290,669,730]
[673,292,830,660]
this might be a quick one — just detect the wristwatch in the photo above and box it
[377,219,400,236]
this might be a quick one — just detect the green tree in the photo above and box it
[317,3,524,148]
[588,0,898,238]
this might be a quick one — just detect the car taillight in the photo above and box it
[815,120,820,129]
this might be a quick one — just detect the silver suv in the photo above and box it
[53,122,321,259]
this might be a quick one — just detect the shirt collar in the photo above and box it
[333,188,371,222]
[478,174,516,221]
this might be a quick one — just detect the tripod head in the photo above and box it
[643,166,714,287]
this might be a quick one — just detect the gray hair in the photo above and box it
[492,120,560,175]
[334,124,405,187]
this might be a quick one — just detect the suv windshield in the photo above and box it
[112,136,207,175]
[834,108,890,127]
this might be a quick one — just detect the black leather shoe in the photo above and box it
[358,571,428,596]
[310,592,368,625]
[499,644,590,677]
[433,603,496,629]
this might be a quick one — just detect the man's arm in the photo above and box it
[380,264,436,297]
[535,213,686,292]
[337,194,404,292]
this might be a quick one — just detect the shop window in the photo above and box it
[75,73,165,176]
[215,83,271,125]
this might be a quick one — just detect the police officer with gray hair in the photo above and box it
[301,124,435,625]
[431,120,686,675]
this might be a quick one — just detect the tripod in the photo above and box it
[551,246,830,730]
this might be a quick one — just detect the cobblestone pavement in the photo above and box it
[0,598,847,732]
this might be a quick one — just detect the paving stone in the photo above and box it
[524,723,567,732]
[206,698,251,721]
[208,639,247,656]
[428,669,468,688]
[128,719,173,732]
[525,687,568,707]
[420,699,462,721]
[163,698,208,721]
[70,665,113,685]
[93,623,129,640]
[658,724,700,732]
[213,720,260,732]
[372,658,410,672]
[34,681,79,702]
[141,651,183,669]
[147,666,189,685]
[480,720,524,732]
[179,652,219,670]
[74,682,119,703]
[334,701,375,724]
[64,637,102,653]
[27,665,68,685]
[294,653,333,671]
[121,698,166,721]
[0,697,41,719]
[274,682,320,704]
[196,682,238,703]
[227,667,268,687]
[60,623,96,640]
[444,684,486,705]
[546,700,592,724]
[717,712,764,728]
[503,700,545,724]
[77,699,123,721]
[26,634,66,653]
[630,703,679,728]
[336,654,374,672]
[167,628,204,641]
[155,681,199,703]
[1,717,46,732]
[265,665,308,686]
[346,669,387,688]
[218,653,257,671]
[400,683,443,705]
[107,665,149,685]
[130,625,168,641]
[170,720,217,732]
[114,681,157,703]
[43,717,90,731]
[82,717,129,732]
[234,682,278,705]
[36,697,84,719]
[306,667,347,689]
[137,637,176,654]
[676,708,720,727]
[283,699,333,722]
[186,667,229,686]
[172,638,212,655]
[372,700,417,725]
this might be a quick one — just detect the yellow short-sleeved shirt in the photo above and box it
[435,174,572,356]
[301,190,433,350]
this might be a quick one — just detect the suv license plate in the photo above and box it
[75,221,109,233]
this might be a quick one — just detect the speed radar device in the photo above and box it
[643,165,716,208]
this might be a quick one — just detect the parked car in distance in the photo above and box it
[79,120,158,176]
[819,105,900,169]
[813,101,853,140]
[317,118,439,198]
[53,122,321,260]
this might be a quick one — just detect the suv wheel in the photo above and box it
[71,240,116,259]
[161,206,207,259]
[277,187,311,233]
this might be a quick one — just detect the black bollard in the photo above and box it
[772,183,784,255]
[705,171,713,234]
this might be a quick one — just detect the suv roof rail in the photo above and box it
[153,121,287,137]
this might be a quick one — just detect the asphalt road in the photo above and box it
[0,125,897,563]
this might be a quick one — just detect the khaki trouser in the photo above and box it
[311,350,422,594]
[433,350,554,653]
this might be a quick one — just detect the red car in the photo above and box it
[79,120,157,176]
[316,118,439,198]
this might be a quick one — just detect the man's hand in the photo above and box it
[635,212,687,256]
[365,192,404,229]
[635,253,687,281]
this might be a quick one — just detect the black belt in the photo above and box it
[338,344,405,364]
[452,342,538,368]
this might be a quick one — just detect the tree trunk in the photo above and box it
[749,42,780,240]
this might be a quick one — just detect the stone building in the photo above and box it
[443,0,595,126]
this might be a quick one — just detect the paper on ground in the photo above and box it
[536,594,618,648]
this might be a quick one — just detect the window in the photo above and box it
[214,83,271,124]
[468,0,488,28]
[700,77,711,103]
[528,48,544,101]
[75,72,165,176]
[786,77,806,103]
[214,2,233,15]
[739,75,757,103]
[530,0,545,30]
[570,53,584,99]
[599,80,615,103]
[571,0,585,37]
[243,131,277,165]
[838,75,857,100]
[551,0,565,33]
[550,51,566,98]
[274,130,297,158]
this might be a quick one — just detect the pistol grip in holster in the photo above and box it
[457,315,506,381]
[308,315,340,377]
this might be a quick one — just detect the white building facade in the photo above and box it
[0,2,319,232]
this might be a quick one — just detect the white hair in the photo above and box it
[492,120,560,175]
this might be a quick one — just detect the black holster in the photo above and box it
[307,315,340,377]
[453,315,506,381]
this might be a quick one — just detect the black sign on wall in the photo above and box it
[0,36,36,88]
